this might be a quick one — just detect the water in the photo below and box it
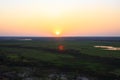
[94,46,120,50]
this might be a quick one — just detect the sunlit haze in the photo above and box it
[0,0,120,37]
[55,31,60,36]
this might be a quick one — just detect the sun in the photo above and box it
[55,31,60,36]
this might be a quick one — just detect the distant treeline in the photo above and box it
[0,37,120,41]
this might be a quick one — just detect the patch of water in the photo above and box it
[94,46,120,50]
[18,39,32,41]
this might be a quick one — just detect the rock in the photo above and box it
[60,74,68,80]
[48,73,58,80]
[23,77,40,80]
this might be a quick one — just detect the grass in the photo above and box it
[0,40,120,79]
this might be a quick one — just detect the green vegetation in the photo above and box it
[0,40,120,80]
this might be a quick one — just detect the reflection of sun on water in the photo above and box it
[94,46,120,50]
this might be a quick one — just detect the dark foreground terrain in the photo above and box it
[0,37,120,80]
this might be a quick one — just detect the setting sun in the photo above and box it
[55,31,60,36]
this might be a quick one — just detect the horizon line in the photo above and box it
[0,36,120,37]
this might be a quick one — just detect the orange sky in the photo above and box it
[0,0,120,36]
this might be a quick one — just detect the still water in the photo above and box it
[94,46,120,50]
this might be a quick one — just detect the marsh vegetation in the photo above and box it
[0,38,120,80]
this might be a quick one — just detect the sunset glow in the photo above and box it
[0,0,120,36]
[55,31,60,36]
